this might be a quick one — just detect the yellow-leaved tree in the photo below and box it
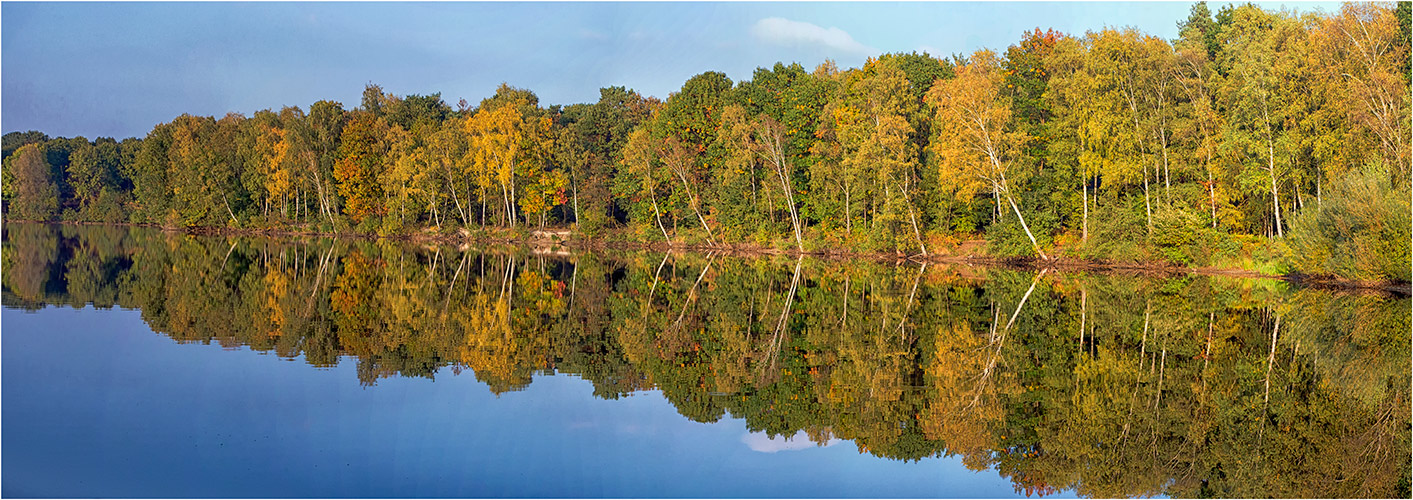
[927,50,1047,259]
[465,104,523,227]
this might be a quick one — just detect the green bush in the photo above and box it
[576,211,608,238]
[355,215,382,235]
[1074,198,1149,261]
[1160,246,1193,266]
[87,188,130,224]
[1287,164,1411,281]
[985,197,1057,258]
[752,223,773,247]
[1151,204,1202,248]
[377,216,405,237]
[1176,225,1240,268]
[162,208,184,229]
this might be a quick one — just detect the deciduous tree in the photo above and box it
[929,50,1046,258]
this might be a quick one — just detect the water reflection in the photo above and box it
[3,223,1409,498]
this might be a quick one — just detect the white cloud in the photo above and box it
[750,17,876,56]
[742,430,842,453]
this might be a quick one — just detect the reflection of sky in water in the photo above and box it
[2,306,1063,498]
[742,430,842,453]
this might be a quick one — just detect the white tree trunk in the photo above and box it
[1316,174,1322,210]
[897,179,927,256]
[773,164,805,252]
[510,177,518,228]
[1268,143,1283,238]
[648,185,670,243]
[1209,169,1217,229]
[672,169,715,244]
[843,182,852,236]
[1264,314,1280,403]
[1144,159,1153,237]
[1082,178,1089,242]
[1003,187,1047,260]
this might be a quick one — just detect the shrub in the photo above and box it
[577,211,608,238]
[1287,164,1411,281]
[985,197,1058,258]
[377,216,405,237]
[1151,204,1202,248]
[355,215,382,235]
[752,223,772,247]
[1074,198,1149,261]
[162,208,184,229]
[87,188,130,224]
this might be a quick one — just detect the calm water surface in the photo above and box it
[2,224,1408,498]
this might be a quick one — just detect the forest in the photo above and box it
[3,222,1408,498]
[2,2,1409,281]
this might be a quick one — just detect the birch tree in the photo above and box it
[621,128,671,242]
[752,114,806,252]
[928,50,1047,259]
[1218,6,1305,238]
[465,105,523,227]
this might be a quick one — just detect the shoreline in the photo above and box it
[10,220,1410,297]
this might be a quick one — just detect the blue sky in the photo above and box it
[2,2,1341,139]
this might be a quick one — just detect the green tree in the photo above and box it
[1217,6,1306,238]
[2,131,51,203]
[307,100,348,223]
[617,128,671,242]
[65,139,121,219]
[825,58,928,253]
[564,87,658,231]
[1173,6,1228,228]
[1308,2,1411,188]
[9,144,58,220]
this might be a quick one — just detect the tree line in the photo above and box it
[3,222,1408,498]
[3,2,1409,280]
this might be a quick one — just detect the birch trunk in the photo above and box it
[648,185,670,243]
[1003,187,1047,260]
[1263,105,1283,238]
[222,194,238,224]
[1268,146,1283,238]
[894,179,928,256]
[844,182,852,236]
[671,168,715,244]
[1264,314,1280,403]
[1144,159,1153,237]
[1209,169,1217,229]
[770,162,805,252]
[1082,178,1089,242]
[448,175,468,226]
[1316,174,1322,210]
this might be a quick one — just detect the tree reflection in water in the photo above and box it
[4,222,1408,498]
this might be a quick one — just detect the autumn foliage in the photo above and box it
[3,2,1408,280]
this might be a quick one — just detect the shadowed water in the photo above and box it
[3,223,1408,498]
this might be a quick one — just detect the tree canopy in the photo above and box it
[3,2,1407,281]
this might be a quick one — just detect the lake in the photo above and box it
[2,223,1408,498]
